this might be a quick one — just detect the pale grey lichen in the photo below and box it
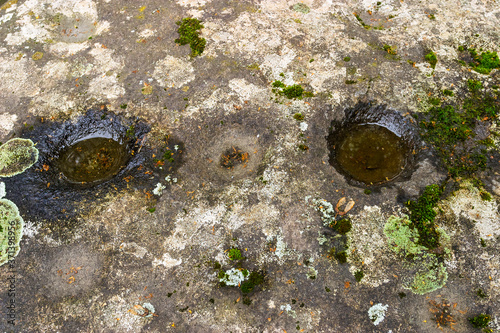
[219,268,248,287]
[152,183,166,196]
[307,197,335,226]
[368,303,388,326]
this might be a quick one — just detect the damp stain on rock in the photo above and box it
[327,103,418,186]
[3,109,183,237]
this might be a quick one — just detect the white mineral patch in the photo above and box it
[261,46,296,79]
[42,61,70,81]
[49,42,90,58]
[229,78,267,101]
[163,204,226,251]
[0,113,17,137]
[138,28,156,39]
[443,182,500,239]
[299,122,308,132]
[152,253,182,268]
[177,0,211,8]
[89,44,123,72]
[153,55,195,88]
[87,74,125,100]
[120,242,148,259]
[0,56,40,98]
[0,182,5,199]
[0,13,14,25]
[347,206,392,287]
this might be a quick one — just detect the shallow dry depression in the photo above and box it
[0,0,500,332]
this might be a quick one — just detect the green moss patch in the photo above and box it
[406,184,442,249]
[425,51,437,69]
[271,80,313,99]
[417,81,499,178]
[469,49,500,75]
[175,18,206,57]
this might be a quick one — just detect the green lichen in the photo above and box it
[425,51,437,69]
[175,18,206,57]
[292,3,310,14]
[0,138,39,177]
[0,199,24,266]
[384,215,426,256]
[443,89,454,96]
[469,49,500,75]
[384,214,449,295]
[408,259,448,295]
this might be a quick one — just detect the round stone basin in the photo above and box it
[335,124,409,184]
[57,137,129,184]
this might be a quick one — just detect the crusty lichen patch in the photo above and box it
[0,138,38,177]
[442,180,500,240]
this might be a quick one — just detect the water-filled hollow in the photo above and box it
[56,137,129,184]
[327,103,418,186]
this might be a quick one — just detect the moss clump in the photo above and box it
[425,51,437,69]
[240,271,264,294]
[354,270,364,282]
[467,79,483,92]
[343,56,351,62]
[468,314,491,329]
[0,138,39,177]
[298,144,309,151]
[0,199,24,266]
[443,89,454,96]
[417,80,499,178]
[335,251,347,263]
[364,189,372,195]
[383,44,397,55]
[272,81,311,100]
[428,97,441,106]
[175,18,206,57]
[283,85,304,98]
[228,248,243,261]
[293,113,305,121]
[469,49,500,75]
[330,217,352,235]
[406,184,442,249]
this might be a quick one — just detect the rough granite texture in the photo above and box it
[0,0,499,332]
